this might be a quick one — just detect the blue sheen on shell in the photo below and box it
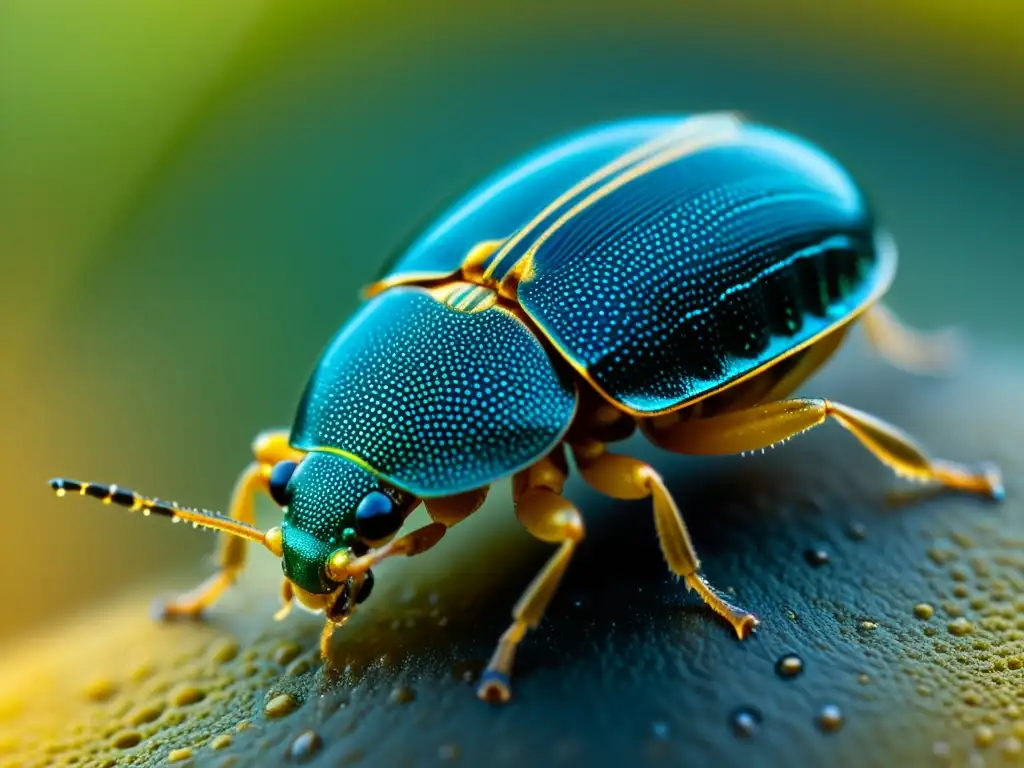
[515,124,887,413]
[289,287,577,496]
[375,117,685,284]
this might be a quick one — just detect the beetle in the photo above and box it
[51,112,1003,703]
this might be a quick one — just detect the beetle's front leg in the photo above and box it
[478,450,583,703]
[571,442,759,640]
[156,429,303,620]
[328,487,488,580]
[861,302,962,375]
[643,398,1003,500]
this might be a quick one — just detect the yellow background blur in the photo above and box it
[2,0,1022,643]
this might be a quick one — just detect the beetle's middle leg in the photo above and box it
[571,441,759,639]
[861,302,962,375]
[157,429,303,620]
[644,398,1003,500]
[478,450,583,704]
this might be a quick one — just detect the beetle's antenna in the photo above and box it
[49,477,281,554]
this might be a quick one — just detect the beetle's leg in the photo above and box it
[478,451,583,703]
[157,429,303,620]
[571,442,759,639]
[753,325,850,404]
[861,302,962,375]
[645,398,1003,500]
[328,487,488,580]
[274,578,295,622]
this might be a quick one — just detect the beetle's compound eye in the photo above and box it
[268,460,298,507]
[354,491,402,541]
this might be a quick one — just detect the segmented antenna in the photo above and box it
[49,477,275,547]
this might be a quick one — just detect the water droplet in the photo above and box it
[208,639,239,664]
[858,673,870,685]
[264,693,299,718]
[944,601,964,618]
[975,725,995,749]
[729,707,762,738]
[389,685,415,705]
[451,659,483,684]
[775,654,804,679]
[131,662,155,682]
[651,721,669,739]
[128,703,165,726]
[859,620,878,631]
[949,617,975,636]
[168,747,194,763]
[951,531,975,548]
[170,684,206,707]
[210,734,233,750]
[438,744,461,762]
[273,642,302,666]
[817,705,844,732]
[82,677,118,703]
[804,548,830,567]
[111,730,142,749]
[288,730,323,762]
[914,603,935,620]
[845,521,868,540]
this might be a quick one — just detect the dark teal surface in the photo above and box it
[377,117,680,285]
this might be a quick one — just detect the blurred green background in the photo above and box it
[1,0,1021,644]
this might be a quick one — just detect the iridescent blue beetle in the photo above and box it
[51,112,1003,703]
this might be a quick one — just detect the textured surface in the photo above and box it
[289,287,577,495]
[3,337,1020,768]
[373,117,681,288]
[518,124,882,413]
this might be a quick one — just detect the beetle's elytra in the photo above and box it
[52,112,1004,703]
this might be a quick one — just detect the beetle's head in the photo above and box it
[269,451,416,613]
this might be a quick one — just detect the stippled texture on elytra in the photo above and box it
[290,287,577,496]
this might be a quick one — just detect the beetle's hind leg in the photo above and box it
[572,442,759,639]
[156,430,303,620]
[862,302,963,375]
[644,399,1003,500]
[478,451,584,704]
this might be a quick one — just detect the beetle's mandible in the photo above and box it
[52,112,1004,703]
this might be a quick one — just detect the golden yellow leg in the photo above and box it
[157,429,303,620]
[862,302,962,375]
[645,398,1002,500]
[478,453,583,704]
[327,487,488,582]
[572,443,759,639]
[320,619,338,659]
[274,578,295,621]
